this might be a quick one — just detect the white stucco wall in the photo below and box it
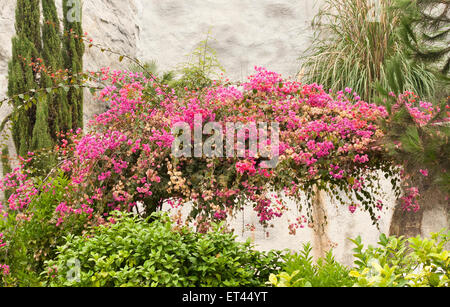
[135,0,321,81]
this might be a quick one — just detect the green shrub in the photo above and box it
[268,243,354,287]
[43,212,284,287]
[350,230,449,287]
[168,30,225,93]
[0,173,88,286]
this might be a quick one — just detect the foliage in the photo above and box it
[404,233,450,287]
[169,30,225,93]
[42,212,284,287]
[268,243,354,287]
[41,0,72,142]
[380,91,449,197]
[268,270,308,287]
[350,230,449,287]
[129,60,175,85]
[62,0,85,130]
[395,0,449,79]
[5,0,85,171]
[30,94,54,171]
[39,66,403,232]
[1,147,12,177]
[301,0,436,101]
[7,0,41,157]
[0,172,90,287]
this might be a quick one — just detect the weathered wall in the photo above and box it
[0,0,17,169]
[0,0,448,267]
[135,0,319,81]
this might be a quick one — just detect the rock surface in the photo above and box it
[0,0,17,169]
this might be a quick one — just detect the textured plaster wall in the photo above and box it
[135,0,320,81]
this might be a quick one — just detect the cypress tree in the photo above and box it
[38,0,71,144]
[14,0,42,52]
[7,0,41,157]
[63,0,85,130]
[31,94,53,151]
[7,0,85,168]
[2,147,13,201]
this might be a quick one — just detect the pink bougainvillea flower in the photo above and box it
[419,169,429,177]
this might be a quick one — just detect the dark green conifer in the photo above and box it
[7,0,85,168]
[39,0,71,143]
[63,0,85,130]
[7,0,41,157]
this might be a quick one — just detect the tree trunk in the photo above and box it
[311,187,332,260]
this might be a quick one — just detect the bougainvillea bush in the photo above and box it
[0,65,448,286]
[2,66,448,234]
[0,169,91,286]
[39,67,400,229]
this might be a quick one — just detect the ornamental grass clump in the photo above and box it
[301,0,436,101]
